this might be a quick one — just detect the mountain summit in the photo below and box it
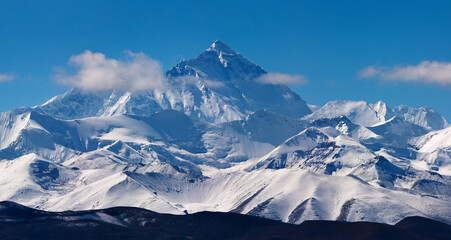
[208,40,237,54]
[167,40,265,81]
[37,41,312,122]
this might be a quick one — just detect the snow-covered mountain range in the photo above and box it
[35,40,311,123]
[0,41,450,225]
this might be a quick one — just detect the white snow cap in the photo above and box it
[207,40,237,54]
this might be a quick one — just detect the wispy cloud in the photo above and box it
[0,73,14,82]
[359,61,451,86]
[56,50,167,91]
[170,75,225,89]
[203,79,225,88]
[256,72,308,85]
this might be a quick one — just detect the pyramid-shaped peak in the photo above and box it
[207,40,236,54]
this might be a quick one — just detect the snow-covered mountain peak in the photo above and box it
[370,101,394,122]
[35,41,312,122]
[306,100,448,131]
[303,100,383,126]
[276,127,330,152]
[167,40,264,81]
[207,40,236,55]
[393,105,449,130]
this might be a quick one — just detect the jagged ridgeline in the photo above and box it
[0,41,450,225]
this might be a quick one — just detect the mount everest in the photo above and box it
[0,41,450,225]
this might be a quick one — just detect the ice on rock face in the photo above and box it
[370,101,395,122]
[393,105,449,131]
[410,126,451,168]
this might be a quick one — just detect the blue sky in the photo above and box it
[0,0,450,120]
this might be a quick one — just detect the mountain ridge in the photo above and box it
[36,41,312,123]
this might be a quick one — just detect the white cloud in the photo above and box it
[171,75,198,86]
[0,73,14,82]
[56,50,167,91]
[256,72,308,85]
[203,79,225,88]
[359,61,451,86]
[358,66,379,78]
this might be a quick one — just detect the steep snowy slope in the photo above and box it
[393,105,449,131]
[227,109,308,146]
[410,126,451,173]
[413,126,451,152]
[0,111,40,150]
[365,116,428,150]
[36,41,311,123]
